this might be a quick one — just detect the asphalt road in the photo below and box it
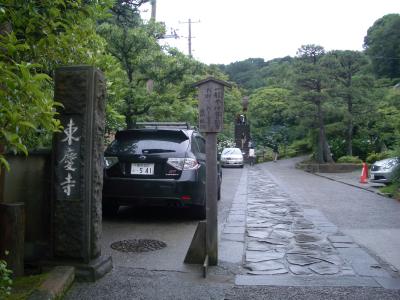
[65,159,400,300]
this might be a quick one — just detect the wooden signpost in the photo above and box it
[185,77,231,275]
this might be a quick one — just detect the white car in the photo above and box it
[220,147,244,168]
[369,157,400,184]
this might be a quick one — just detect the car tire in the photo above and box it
[102,201,119,217]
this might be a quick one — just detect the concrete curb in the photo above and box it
[28,266,75,300]
[313,172,388,197]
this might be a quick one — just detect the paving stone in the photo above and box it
[221,233,245,242]
[226,221,246,227]
[268,208,288,215]
[309,262,340,275]
[332,242,359,248]
[289,265,313,275]
[328,235,354,243]
[227,215,246,223]
[270,229,294,239]
[272,224,292,231]
[245,260,286,271]
[247,229,271,239]
[260,237,290,246]
[309,254,343,266]
[338,248,391,278]
[219,240,244,264]
[294,233,323,243]
[235,275,381,287]
[223,226,245,234]
[247,241,275,251]
[247,269,288,275]
[290,243,321,252]
[341,265,356,276]
[247,223,275,228]
[293,219,315,230]
[286,254,321,266]
[246,250,285,262]
[374,277,400,289]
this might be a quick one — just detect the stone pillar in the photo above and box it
[52,66,112,281]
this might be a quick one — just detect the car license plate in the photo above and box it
[131,163,154,175]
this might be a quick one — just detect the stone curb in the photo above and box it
[313,172,388,197]
[28,266,75,300]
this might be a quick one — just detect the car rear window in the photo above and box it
[222,148,242,155]
[106,130,190,155]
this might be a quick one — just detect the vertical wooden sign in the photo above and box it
[194,77,231,266]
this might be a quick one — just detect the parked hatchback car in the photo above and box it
[220,147,244,168]
[102,122,221,219]
[369,157,400,184]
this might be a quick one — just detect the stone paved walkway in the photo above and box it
[222,165,400,288]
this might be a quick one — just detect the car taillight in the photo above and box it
[167,158,199,170]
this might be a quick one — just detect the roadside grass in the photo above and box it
[380,183,400,200]
[3,272,48,300]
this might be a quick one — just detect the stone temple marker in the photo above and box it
[52,66,112,280]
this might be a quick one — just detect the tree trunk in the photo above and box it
[346,94,354,156]
[0,144,5,203]
[316,102,334,163]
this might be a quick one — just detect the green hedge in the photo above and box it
[337,156,363,164]
[366,152,391,164]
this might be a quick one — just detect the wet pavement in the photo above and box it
[220,165,400,289]
[65,160,400,299]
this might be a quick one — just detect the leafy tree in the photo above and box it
[248,87,291,145]
[364,14,400,79]
[294,45,333,163]
[323,50,373,156]
[0,0,112,169]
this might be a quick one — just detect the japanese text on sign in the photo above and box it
[198,82,224,132]
[59,118,80,197]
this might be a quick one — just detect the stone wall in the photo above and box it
[2,151,52,262]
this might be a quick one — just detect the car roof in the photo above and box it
[115,128,195,140]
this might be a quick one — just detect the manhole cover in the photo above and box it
[110,239,167,253]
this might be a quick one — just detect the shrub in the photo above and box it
[366,152,391,164]
[288,139,312,155]
[0,253,13,297]
[337,156,363,164]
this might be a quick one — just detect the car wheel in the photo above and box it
[102,201,119,217]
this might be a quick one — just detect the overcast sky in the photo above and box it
[140,0,399,65]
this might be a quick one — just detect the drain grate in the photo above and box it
[110,239,167,253]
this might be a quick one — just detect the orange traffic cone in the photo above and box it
[360,162,368,184]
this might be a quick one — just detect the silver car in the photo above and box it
[220,147,244,168]
[369,157,400,184]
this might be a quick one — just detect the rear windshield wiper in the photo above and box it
[142,149,176,154]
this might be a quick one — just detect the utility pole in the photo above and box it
[180,19,200,58]
[150,0,156,20]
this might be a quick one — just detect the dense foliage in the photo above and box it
[0,0,398,197]
[219,15,399,166]
[0,0,242,169]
